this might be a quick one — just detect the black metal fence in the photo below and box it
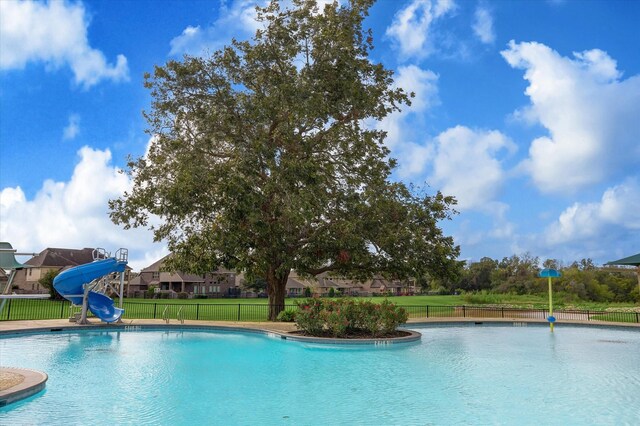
[1,299,639,324]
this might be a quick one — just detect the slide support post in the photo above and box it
[119,270,125,309]
[79,284,90,324]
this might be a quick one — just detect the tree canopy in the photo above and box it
[39,269,62,301]
[109,0,460,319]
[444,255,639,303]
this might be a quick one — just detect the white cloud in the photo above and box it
[502,41,640,193]
[63,114,80,140]
[472,5,495,44]
[379,65,439,145]
[546,178,640,245]
[0,146,164,271]
[0,0,129,88]
[377,67,516,213]
[395,65,440,113]
[429,126,516,211]
[170,0,342,57]
[385,0,456,60]
[373,65,439,177]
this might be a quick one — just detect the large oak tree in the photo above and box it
[110,0,460,320]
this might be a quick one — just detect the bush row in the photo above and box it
[288,298,408,338]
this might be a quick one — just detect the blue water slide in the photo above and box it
[53,258,127,323]
[88,291,124,323]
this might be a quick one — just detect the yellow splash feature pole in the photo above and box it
[539,269,561,332]
[548,275,554,332]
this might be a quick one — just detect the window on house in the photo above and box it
[209,286,213,293]
[193,286,198,294]
[152,272,159,280]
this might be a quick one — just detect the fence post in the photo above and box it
[196,303,200,320]
[153,303,157,319]
[463,305,466,318]
[237,304,241,321]
[501,307,504,318]
[587,310,590,321]
[636,312,639,323]
[6,299,11,320]
[426,305,429,318]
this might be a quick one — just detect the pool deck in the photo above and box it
[0,367,47,407]
[0,316,638,335]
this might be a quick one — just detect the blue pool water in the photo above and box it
[1,325,639,425]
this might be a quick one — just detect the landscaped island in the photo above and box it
[280,298,409,338]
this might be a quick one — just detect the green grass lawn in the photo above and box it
[123,295,467,306]
[124,294,638,310]
[2,294,637,322]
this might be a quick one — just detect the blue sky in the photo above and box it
[1,0,639,271]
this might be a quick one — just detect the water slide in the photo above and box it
[53,258,127,323]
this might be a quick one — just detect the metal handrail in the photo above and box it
[177,307,184,324]
[162,306,169,324]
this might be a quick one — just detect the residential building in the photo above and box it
[129,255,237,298]
[12,247,96,293]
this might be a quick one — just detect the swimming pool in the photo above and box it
[1,324,639,425]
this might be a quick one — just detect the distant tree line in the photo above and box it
[428,254,639,303]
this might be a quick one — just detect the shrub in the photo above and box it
[38,269,64,300]
[303,287,312,297]
[328,287,335,297]
[294,298,407,338]
[276,308,297,322]
[378,299,409,335]
[177,292,188,299]
[295,299,325,335]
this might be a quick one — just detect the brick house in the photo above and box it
[129,255,237,298]
[12,247,96,293]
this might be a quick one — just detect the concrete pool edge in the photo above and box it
[0,317,638,338]
[0,367,48,407]
[407,317,640,329]
[0,320,422,345]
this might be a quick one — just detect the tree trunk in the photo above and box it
[267,267,289,321]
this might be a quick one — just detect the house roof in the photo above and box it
[140,255,170,273]
[160,272,205,283]
[25,247,95,268]
[286,271,317,289]
[139,254,227,283]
